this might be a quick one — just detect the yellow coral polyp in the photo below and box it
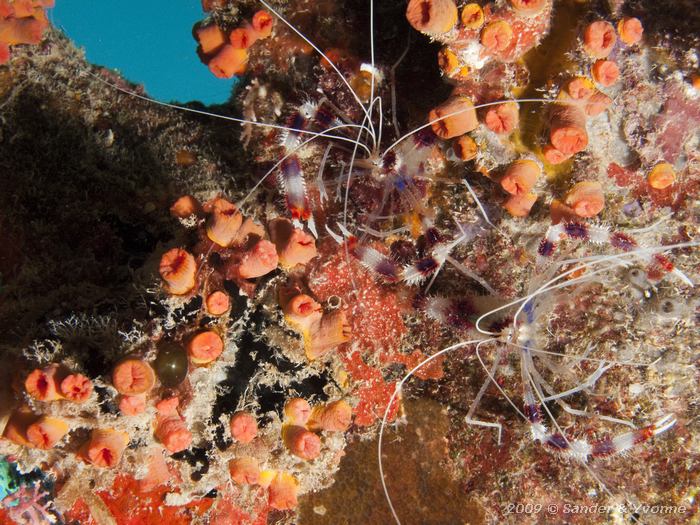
[460,3,484,30]
[647,162,676,190]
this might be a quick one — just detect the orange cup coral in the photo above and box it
[159,248,197,295]
[205,290,230,316]
[59,373,93,403]
[647,162,676,190]
[268,472,299,510]
[229,457,260,485]
[406,0,458,35]
[284,398,312,426]
[283,425,321,460]
[429,96,479,139]
[82,429,130,468]
[583,21,617,58]
[308,400,353,432]
[481,20,514,54]
[483,102,520,134]
[112,358,156,396]
[238,239,279,278]
[208,45,248,78]
[230,411,258,444]
[206,197,243,247]
[26,416,69,449]
[25,364,62,401]
[500,159,541,195]
[564,181,605,217]
[592,59,620,87]
[187,330,224,365]
[618,17,643,46]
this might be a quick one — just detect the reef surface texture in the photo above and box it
[0,0,699,524]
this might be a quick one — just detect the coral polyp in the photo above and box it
[1,0,700,524]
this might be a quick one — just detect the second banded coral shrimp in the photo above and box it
[377,219,699,524]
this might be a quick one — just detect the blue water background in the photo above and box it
[51,1,238,104]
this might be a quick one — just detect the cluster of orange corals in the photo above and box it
[408,0,650,221]
[0,0,52,64]
[409,0,553,76]
[3,364,136,469]
[223,398,352,511]
[195,9,273,78]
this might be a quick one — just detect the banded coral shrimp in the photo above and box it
[48,1,700,523]
[375,224,699,524]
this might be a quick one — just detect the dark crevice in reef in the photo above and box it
[211,306,330,450]
[0,88,172,344]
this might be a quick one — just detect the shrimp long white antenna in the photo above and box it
[461,179,498,230]
[81,68,373,144]
[236,122,372,210]
[381,98,560,157]
[390,34,412,137]
[378,338,495,525]
[257,0,377,146]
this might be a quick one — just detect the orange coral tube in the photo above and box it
[283,425,321,460]
[509,0,547,17]
[205,290,230,316]
[647,162,676,190]
[307,400,353,432]
[483,102,519,134]
[564,181,605,217]
[592,59,619,87]
[460,4,484,30]
[83,429,130,468]
[206,197,243,247]
[406,0,458,35]
[2,409,36,446]
[500,159,541,195]
[170,195,202,219]
[307,310,351,360]
[268,472,299,510]
[25,364,63,401]
[155,414,192,453]
[251,10,273,39]
[229,457,260,485]
[0,17,45,45]
[270,218,317,268]
[542,144,572,165]
[196,24,226,55]
[159,248,197,295]
[112,358,156,396]
[429,96,479,139]
[618,17,643,45]
[209,45,248,78]
[60,373,93,403]
[230,411,258,444]
[119,394,146,416]
[230,26,258,50]
[26,416,70,449]
[583,21,617,58]
[503,192,537,217]
[549,103,588,156]
[453,134,478,161]
[187,330,224,365]
[238,239,279,278]
[481,20,514,54]
[284,398,312,425]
